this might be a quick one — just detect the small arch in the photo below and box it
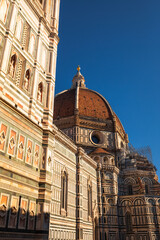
[108,199,114,206]
[104,173,112,180]
[142,177,152,185]
[120,199,132,207]
[37,82,43,102]
[124,177,136,185]
[134,198,144,206]
[103,157,108,163]
[148,199,155,206]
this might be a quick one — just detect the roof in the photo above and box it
[79,88,112,120]
[89,148,113,155]
[54,89,75,119]
[53,68,126,138]
[54,88,112,120]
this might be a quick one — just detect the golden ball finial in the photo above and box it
[77,65,81,72]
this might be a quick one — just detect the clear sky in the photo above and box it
[55,0,160,178]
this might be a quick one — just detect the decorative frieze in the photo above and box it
[0,120,41,168]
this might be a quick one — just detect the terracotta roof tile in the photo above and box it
[89,148,112,155]
[78,89,112,120]
[54,89,75,119]
[53,88,125,137]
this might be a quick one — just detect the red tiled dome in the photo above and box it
[54,88,112,120]
[53,67,126,138]
[54,89,75,119]
[79,88,112,120]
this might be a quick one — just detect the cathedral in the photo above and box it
[0,0,160,240]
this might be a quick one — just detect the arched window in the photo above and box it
[145,184,149,194]
[24,69,31,91]
[15,17,23,41]
[125,212,132,232]
[61,171,68,212]
[88,184,92,217]
[37,82,43,102]
[121,141,124,148]
[0,0,9,23]
[28,33,35,55]
[128,185,133,195]
[9,54,17,78]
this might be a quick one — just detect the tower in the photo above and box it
[0,0,60,239]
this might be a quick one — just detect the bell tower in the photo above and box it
[0,0,61,239]
[0,0,60,129]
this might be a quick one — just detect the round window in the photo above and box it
[90,131,104,145]
[92,135,100,144]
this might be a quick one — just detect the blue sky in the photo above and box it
[55,0,160,178]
